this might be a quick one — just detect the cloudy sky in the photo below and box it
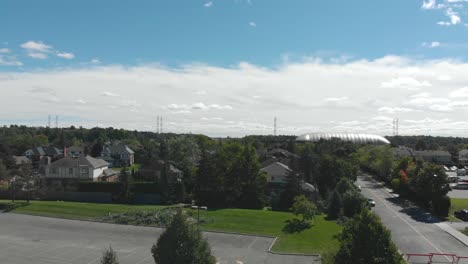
[2,1,468,137]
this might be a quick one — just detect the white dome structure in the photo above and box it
[296,132,390,145]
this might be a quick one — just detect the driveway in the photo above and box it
[0,213,318,264]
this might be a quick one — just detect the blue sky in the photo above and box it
[2,0,468,136]
[2,0,467,68]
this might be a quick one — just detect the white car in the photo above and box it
[367,198,376,207]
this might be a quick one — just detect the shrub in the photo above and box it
[391,178,400,193]
[432,195,451,217]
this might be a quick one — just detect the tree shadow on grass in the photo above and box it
[0,202,29,213]
[282,218,311,234]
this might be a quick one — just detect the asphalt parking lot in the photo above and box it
[448,188,468,199]
[0,213,319,264]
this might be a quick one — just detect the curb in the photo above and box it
[436,223,468,248]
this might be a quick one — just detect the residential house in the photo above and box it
[261,148,299,168]
[414,150,452,164]
[260,161,318,199]
[392,146,414,159]
[260,162,292,184]
[459,149,468,166]
[44,155,109,181]
[136,160,182,183]
[99,144,135,167]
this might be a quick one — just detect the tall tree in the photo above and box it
[290,195,317,223]
[151,209,216,264]
[335,210,403,264]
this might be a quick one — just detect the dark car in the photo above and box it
[454,209,468,221]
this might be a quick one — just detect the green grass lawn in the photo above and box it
[448,198,468,222]
[190,208,341,255]
[0,200,341,255]
[0,200,164,220]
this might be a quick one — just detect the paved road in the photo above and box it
[356,176,468,264]
[0,213,318,264]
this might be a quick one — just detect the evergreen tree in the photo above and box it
[151,209,216,264]
[100,246,119,264]
[335,210,403,264]
[327,190,342,220]
[276,168,303,211]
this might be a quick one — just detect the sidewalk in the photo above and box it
[436,222,468,247]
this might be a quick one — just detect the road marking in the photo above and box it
[362,178,451,262]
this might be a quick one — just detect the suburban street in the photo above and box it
[0,213,318,264]
[357,176,468,264]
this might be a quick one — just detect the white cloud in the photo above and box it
[56,52,75,59]
[209,104,232,110]
[4,56,468,136]
[249,22,257,27]
[437,75,452,81]
[101,91,120,97]
[20,41,52,53]
[0,55,23,66]
[91,58,100,64]
[447,8,461,24]
[0,48,10,53]
[378,107,414,114]
[204,1,213,7]
[381,77,431,90]
[438,21,452,26]
[422,41,441,48]
[27,53,48,59]
[324,97,349,103]
[449,87,468,97]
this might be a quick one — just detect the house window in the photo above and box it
[51,168,57,174]
[69,168,73,175]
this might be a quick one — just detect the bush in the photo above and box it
[391,178,400,193]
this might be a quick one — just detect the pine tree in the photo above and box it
[100,246,119,264]
[151,209,216,264]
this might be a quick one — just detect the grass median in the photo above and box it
[0,200,341,255]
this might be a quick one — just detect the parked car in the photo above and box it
[367,198,376,207]
[454,210,468,221]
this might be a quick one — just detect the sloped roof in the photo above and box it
[13,156,30,165]
[102,144,134,155]
[49,155,108,169]
[260,162,292,175]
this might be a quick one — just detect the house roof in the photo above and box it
[13,156,30,165]
[260,162,291,175]
[102,144,134,155]
[459,149,468,156]
[49,155,108,169]
[26,146,62,156]
[102,168,118,177]
[392,146,414,157]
